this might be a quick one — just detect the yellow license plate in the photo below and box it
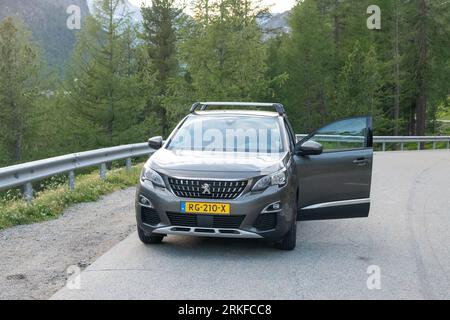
[181,202,230,215]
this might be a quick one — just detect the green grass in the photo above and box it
[0,164,143,230]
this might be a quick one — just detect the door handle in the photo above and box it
[353,158,369,166]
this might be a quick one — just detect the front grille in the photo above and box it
[254,213,277,231]
[167,212,245,229]
[141,207,161,226]
[168,178,247,200]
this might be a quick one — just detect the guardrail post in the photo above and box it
[400,142,404,151]
[99,163,107,180]
[126,157,132,171]
[433,141,436,149]
[23,182,33,204]
[68,170,75,191]
[447,141,450,149]
[417,142,421,151]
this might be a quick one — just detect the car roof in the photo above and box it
[192,110,281,118]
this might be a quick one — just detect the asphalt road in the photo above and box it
[52,151,450,300]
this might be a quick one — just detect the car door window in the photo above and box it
[308,117,367,152]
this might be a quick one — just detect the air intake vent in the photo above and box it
[254,213,277,231]
[141,207,161,226]
[167,212,245,229]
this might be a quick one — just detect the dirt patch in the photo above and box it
[0,187,136,300]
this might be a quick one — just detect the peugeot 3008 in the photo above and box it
[136,102,373,250]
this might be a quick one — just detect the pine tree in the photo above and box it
[335,42,382,118]
[390,0,450,136]
[272,0,450,136]
[65,0,142,148]
[277,0,335,132]
[0,17,41,165]
[178,0,269,104]
[140,0,183,136]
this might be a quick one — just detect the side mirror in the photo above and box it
[148,136,163,150]
[296,140,323,156]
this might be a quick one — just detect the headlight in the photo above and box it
[141,166,165,188]
[252,168,287,191]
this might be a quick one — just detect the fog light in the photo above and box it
[262,201,282,213]
[139,195,154,208]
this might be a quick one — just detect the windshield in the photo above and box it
[167,116,285,153]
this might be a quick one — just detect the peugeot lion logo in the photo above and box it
[201,183,211,195]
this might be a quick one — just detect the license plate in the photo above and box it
[181,202,230,215]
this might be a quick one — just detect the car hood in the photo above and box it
[148,149,288,180]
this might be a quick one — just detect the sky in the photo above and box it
[128,0,297,13]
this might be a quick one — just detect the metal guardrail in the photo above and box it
[0,143,154,203]
[296,135,450,151]
[0,135,449,203]
[374,136,450,151]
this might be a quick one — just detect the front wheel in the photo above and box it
[274,218,297,251]
[138,227,165,244]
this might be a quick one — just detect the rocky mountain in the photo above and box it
[258,11,291,41]
[0,0,90,70]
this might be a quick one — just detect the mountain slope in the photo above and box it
[258,11,291,41]
[0,0,90,69]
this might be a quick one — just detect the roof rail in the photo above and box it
[190,102,286,116]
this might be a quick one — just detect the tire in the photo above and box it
[274,211,297,251]
[138,227,165,244]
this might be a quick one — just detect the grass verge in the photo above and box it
[0,164,143,230]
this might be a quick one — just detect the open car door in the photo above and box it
[295,116,373,221]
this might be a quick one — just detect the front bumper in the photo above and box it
[135,179,296,242]
[152,226,263,239]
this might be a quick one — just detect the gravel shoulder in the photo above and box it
[0,187,137,300]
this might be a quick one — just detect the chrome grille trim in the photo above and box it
[168,177,248,199]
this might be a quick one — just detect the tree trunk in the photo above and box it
[415,92,426,136]
[409,102,416,136]
[160,107,168,137]
[317,89,326,115]
[333,0,340,53]
[393,0,401,136]
[11,102,22,162]
[415,0,427,141]
[14,127,22,162]
[107,2,115,146]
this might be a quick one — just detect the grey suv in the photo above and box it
[136,102,373,250]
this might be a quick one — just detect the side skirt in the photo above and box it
[298,202,370,221]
